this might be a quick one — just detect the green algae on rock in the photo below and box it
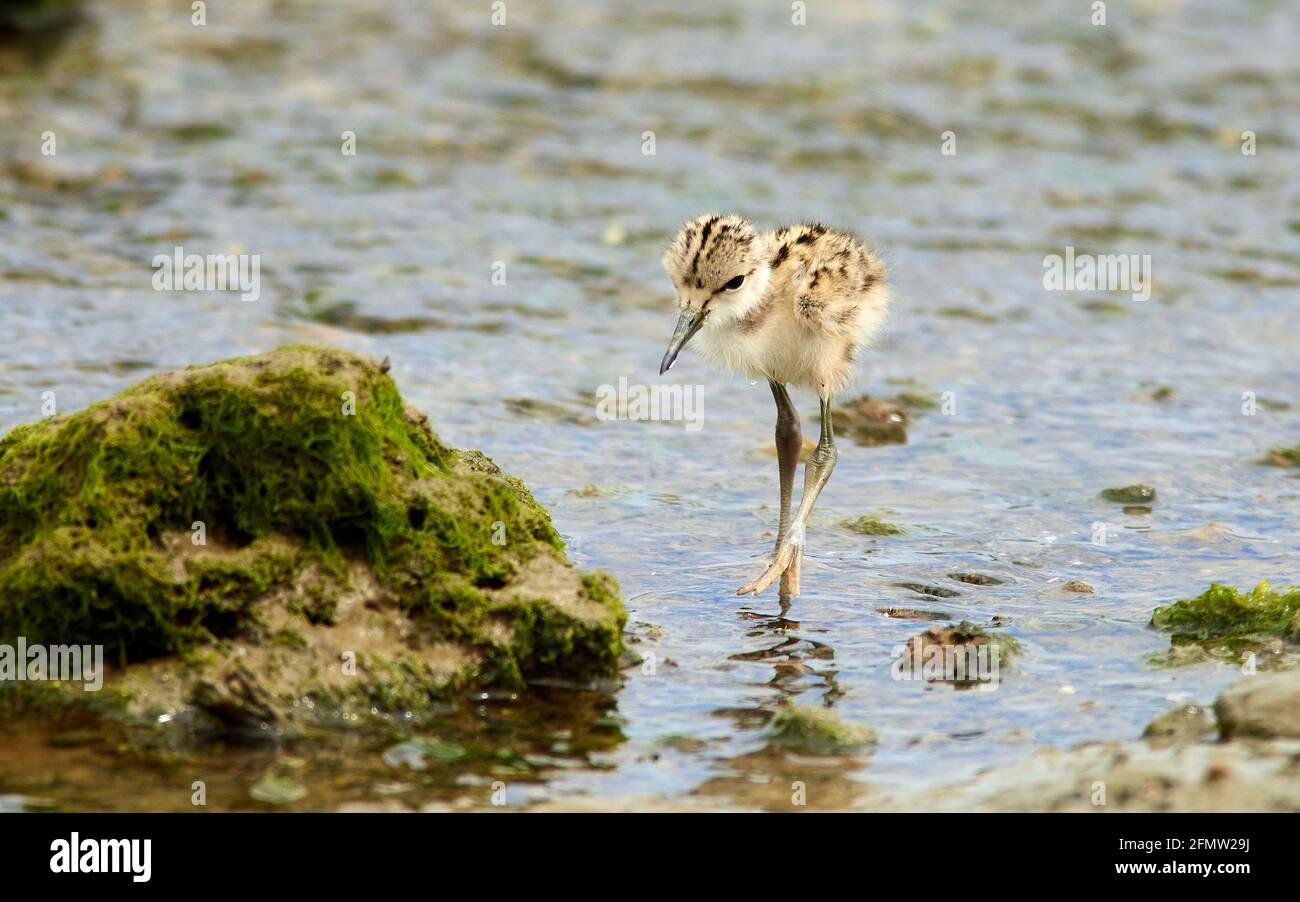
[768,704,875,755]
[909,620,1020,656]
[1099,484,1156,504]
[895,620,1019,688]
[1151,582,1300,645]
[891,390,939,410]
[877,606,949,622]
[828,396,909,446]
[840,514,905,536]
[948,572,1004,586]
[1261,446,1300,467]
[0,345,625,730]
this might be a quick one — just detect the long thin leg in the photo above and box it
[737,389,838,597]
[769,381,801,600]
[789,391,838,540]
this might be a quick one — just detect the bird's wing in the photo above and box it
[769,224,885,336]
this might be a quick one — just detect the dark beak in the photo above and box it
[659,309,705,375]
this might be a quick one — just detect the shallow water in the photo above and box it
[1,0,1298,810]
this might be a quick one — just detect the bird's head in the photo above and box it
[659,213,770,374]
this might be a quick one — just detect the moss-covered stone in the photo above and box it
[0,345,625,732]
[895,621,1018,687]
[1261,446,1300,467]
[891,390,938,410]
[1100,484,1156,504]
[840,515,905,536]
[768,704,874,755]
[949,572,1003,586]
[1151,582,1300,644]
[913,621,1020,654]
[828,396,909,446]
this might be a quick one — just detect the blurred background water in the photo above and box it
[1,0,1298,809]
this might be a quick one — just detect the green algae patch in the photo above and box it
[829,396,909,447]
[768,704,875,755]
[1100,484,1156,504]
[840,515,905,536]
[891,390,939,410]
[1261,446,1300,467]
[0,345,624,732]
[1151,582,1300,645]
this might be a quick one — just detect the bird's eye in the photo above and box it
[722,274,745,291]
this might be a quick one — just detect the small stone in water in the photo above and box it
[841,515,905,536]
[249,775,306,805]
[383,738,468,770]
[829,396,910,446]
[949,572,1004,586]
[1100,484,1156,504]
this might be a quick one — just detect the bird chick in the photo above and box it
[660,213,890,599]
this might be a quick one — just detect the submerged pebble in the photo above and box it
[903,621,1020,661]
[768,705,875,755]
[895,582,961,598]
[948,572,1004,586]
[1100,484,1157,504]
[829,396,910,446]
[877,607,949,621]
[249,775,307,806]
[1261,447,1300,467]
[841,515,905,536]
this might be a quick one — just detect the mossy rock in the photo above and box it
[768,705,874,755]
[1100,484,1156,504]
[896,620,1018,687]
[840,515,905,536]
[1151,582,1300,645]
[828,396,909,447]
[891,390,938,410]
[1261,446,1300,467]
[0,345,625,732]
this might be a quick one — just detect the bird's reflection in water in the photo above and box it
[737,599,798,633]
[732,605,844,704]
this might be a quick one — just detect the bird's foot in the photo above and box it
[736,537,803,598]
